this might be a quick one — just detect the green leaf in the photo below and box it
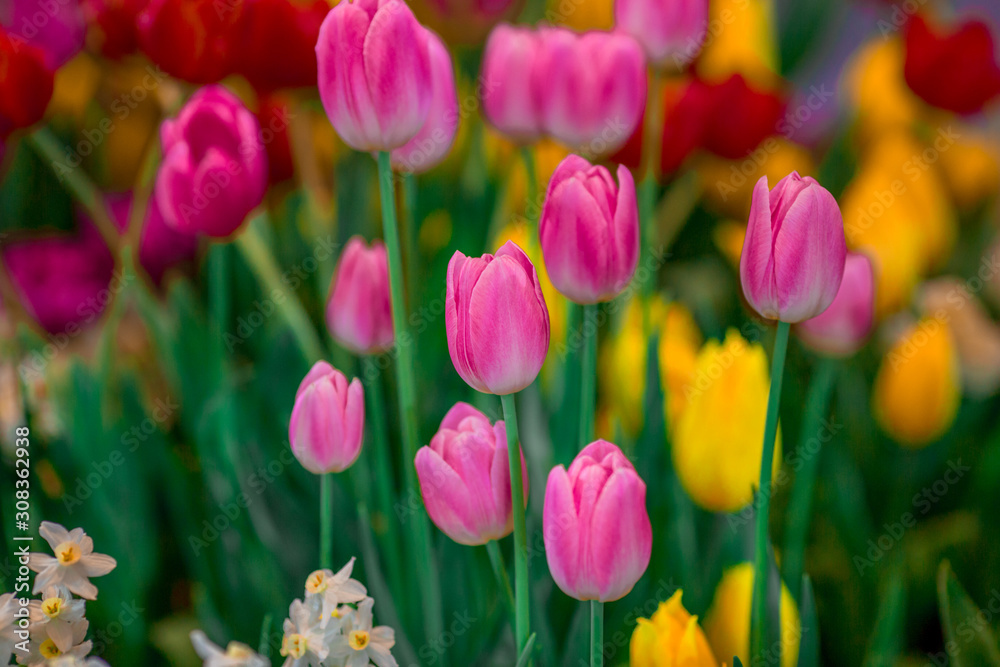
[734,657,744,667]
[862,565,906,667]
[937,560,1000,667]
[797,575,820,667]
[514,633,536,667]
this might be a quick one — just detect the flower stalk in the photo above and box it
[501,392,530,655]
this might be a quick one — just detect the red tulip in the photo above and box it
[237,0,328,92]
[0,27,54,136]
[82,0,148,59]
[137,0,247,83]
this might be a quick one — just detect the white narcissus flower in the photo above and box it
[190,630,269,667]
[280,597,334,667]
[16,616,90,666]
[304,558,367,627]
[45,658,110,667]
[326,598,397,667]
[28,585,85,653]
[1,593,20,665]
[28,522,117,600]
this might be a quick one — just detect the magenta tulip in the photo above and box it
[739,172,847,323]
[134,194,200,286]
[2,0,86,68]
[446,241,550,395]
[535,28,646,153]
[614,0,708,67]
[539,154,639,304]
[480,23,545,142]
[289,362,365,474]
[415,402,529,545]
[155,85,268,238]
[391,28,458,173]
[326,236,394,355]
[797,252,875,356]
[315,0,432,152]
[543,440,651,602]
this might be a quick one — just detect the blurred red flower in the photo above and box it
[0,28,55,137]
[237,0,328,92]
[137,0,246,83]
[82,0,148,59]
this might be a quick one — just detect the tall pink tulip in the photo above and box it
[2,0,86,68]
[155,85,268,238]
[391,28,458,173]
[446,241,550,395]
[614,0,708,67]
[315,0,432,152]
[539,155,639,304]
[415,402,529,545]
[535,28,646,153]
[740,172,847,323]
[481,23,544,142]
[289,362,365,474]
[326,236,394,355]
[798,252,875,356]
[543,440,651,602]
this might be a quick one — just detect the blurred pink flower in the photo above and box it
[798,252,875,356]
[289,362,365,474]
[614,0,708,67]
[326,236,394,355]
[480,23,545,142]
[1,0,86,68]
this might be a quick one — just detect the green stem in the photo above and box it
[750,320,791,663]
[591,600,604,667]
[520,146,539,226]
[258,614,272,657]
[320,473,333,569]
[580,304,598,447]
[401,172,419,297]
[376,151,444,649]
[500,393,530,654]
[486,540,516,618]
[362,356,405,602]
[782,358,838,600]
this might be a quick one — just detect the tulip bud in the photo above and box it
[873,317,960,448]
[480,23,545,143]
[237,0,328,92]
[614,0,708,67]
[704,563,800,667]
[0,28,54,136]
[390,29,459,173]
[740,171,846,322]
[446,241,550,395]
[535,28,646,153]
[539,155,639,304]
[326,237,394,355]
[630,590,717,667]
[543,440,652,602]
[289,362,365,474]
[797,252,875,357]
[316,0,432,152]
[155,85,268,237]
[414,402,528,545]
[672,329,781,513]
[3,0,86,69]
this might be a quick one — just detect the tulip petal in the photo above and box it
[543,466,581,597]
[739,176,779,319]
[588,467,651,601]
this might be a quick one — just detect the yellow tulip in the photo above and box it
[844,38,921,146]
[873,317,961,448]
[631,590,718,667]
[672,329,780,513]
[704,562,800,667]
[936,132,1000,210]
[697,0,779,88]
[551,0,613,32]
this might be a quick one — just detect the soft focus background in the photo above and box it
[2,0,1000,665]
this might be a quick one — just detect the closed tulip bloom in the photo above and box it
[2,0,86,69]
[614,0,708,67]
[238,0,329,92]
[673,329,781,513]
[155,85,268,237]
[630,590,717,667]
[326,237,394,355]
[446,241,550,395]
[797,252,875,357]
[0,29,54,136]
[391,29,459,173]
[873,317,960,448]
[543,440,652,602]
[81,0,146,59]
[536,29,646,153]
[137,0,246,83]
[289,362,365,474]
[415,402,529,545]
[539,155,639,304]
[481,23,545,142]
[740,171,846,322]
[316,0,432,152]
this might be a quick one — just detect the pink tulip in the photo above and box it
[315,0,432,152]
[480,23,545,142]
[289,362,365,474]
[543,440,651,602]
[797,252,875,356]
[535,28,646,153]
[326,236,394,355]
[102,193,200,286]
[446,241,550,395]
[415,402,529,545]
[2,0,86,69]
[539,154,639,304]
[391,28,458,173]
[155,85,268,238]
[614,0,708,67]
[740,172,847,322]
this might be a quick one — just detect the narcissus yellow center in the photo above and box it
[41,597,64,619]
[348,630,370,651]
[55,542,81,565]
[305,570,329,594]
[39,639,62,658]
[281,634,308,659]
[226,642,256,658]
[330,609,342,619]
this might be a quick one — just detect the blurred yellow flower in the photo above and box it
[630,590,718,667]
[49,54,102,123]
[844,38,921,147]
[936,132,1000,210]
[697,0,779,87]
[873,317,961,448]
[552,0,613,32]
[713,220,747,268]
[672,329,780,513]
[704,562,800,667]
